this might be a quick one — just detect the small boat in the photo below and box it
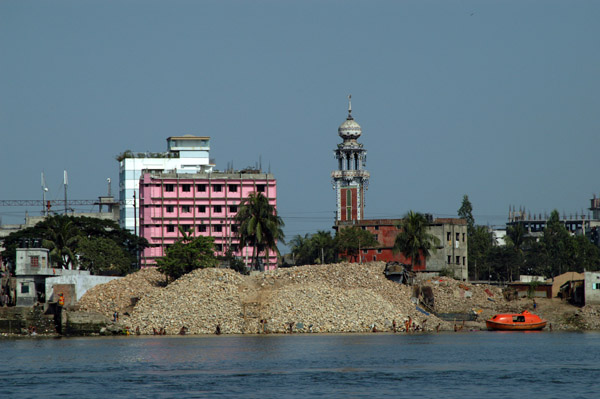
[486,310,547,331]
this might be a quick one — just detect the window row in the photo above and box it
[163,205,238,213]
[164,224,238,233]
[160,183,266,193]
[447,256,466,266]
[446,232,467,243]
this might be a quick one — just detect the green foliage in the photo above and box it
[468,225,494,280]
[156,235,219,282]
[77,237,132,275]
[1,215,148,274]
[335,226,378,263]
[41,215,80,269]
[393,211,440,271]
[457,195,475,235]
[235,192,285,270]
[290,230,336,265]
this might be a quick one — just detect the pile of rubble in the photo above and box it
[80,262,539,335]
[78,268,164,318]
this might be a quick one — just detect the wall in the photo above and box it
[550,272,584,298]
[584,272,600,305]
[46,275,120,302]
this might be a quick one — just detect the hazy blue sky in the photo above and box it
[1,0,599,247]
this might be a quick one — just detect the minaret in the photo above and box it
[332,95,370,222]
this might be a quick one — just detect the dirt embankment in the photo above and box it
[77,262,600,335]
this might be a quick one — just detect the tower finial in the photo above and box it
[347,94,353,119]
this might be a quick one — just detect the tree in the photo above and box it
[290,230,336,265]
[541,210,574,277]
[468,225,495,280]
[156,235,219,282]
[42,215,80,269]
[1,215,148,272]
[77,237,132,275]
[393,211,440,271]
[504,223,531,280]
[235,192,285,270]
[335,226,378,263]
[457,195,475,236]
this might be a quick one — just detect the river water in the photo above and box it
[1,332,599,398]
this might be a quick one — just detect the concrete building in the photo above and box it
[118,136,214,233]
[584,271,600,305]
[138,169,278,270]
[331,96,369,222]
[335,217,468,280]
[13,245,91,307]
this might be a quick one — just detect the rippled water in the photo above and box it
[2,332,599,398]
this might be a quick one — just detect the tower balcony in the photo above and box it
[331,170,370,179]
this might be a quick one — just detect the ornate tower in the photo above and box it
[332,95,370,222]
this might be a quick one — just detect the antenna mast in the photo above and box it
[64,170,68,214]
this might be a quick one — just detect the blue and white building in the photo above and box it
[118,136,214,233]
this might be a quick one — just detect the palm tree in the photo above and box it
[42,215,80,269]
[393,211,440,271]
[234,192,285,270]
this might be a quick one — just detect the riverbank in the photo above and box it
[74,262,600,335]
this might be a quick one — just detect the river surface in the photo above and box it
[1,332,599,398]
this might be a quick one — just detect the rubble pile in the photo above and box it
[81,262,597,335]
[255,262,434,333]
[421,276,507,318]
[127,268,246,334]
[124,262,448,334]
[78,268,164,318]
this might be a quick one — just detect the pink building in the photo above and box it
[138,170,278,270]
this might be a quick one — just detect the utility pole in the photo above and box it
[63,170,68,214]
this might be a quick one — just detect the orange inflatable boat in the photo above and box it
[486,310,547,331]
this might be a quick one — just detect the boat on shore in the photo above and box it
[486,310,547,331]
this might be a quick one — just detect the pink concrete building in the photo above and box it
[138,170,278,270]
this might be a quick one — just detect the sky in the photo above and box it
[1,0,599,250]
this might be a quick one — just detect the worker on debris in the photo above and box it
[58,293,65,306]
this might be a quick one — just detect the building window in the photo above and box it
[374,226,379,230]
[231,225,238,233]
[447,232,451,242]
[363,249,368,254]
[213,184,222,192]
[215,244,222,252]
[373,256,377,261]
[456,233,460,242]
[181,225,192,234]
[377,249,382,254]
[166,205,174,213]
[21,283,29,294]
[182,205,191,213]
[447,256,451,264]
[213,205,222,213]
[213,225,222,233]
[228,184,238,192]
[374,234,378,241]
[456,256,460,265]
[229,205,238,213]
[257,184,265,193]
[462,233,466,242]
[30,256,39,267]
[198,225,207,233]
[196,184,206,192]
[463,257,466,266]
[182,184,191,192]
[165,184,174,192]
[166,225,175,233]
[197,205,206,213]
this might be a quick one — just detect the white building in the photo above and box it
[118,136,214,232]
